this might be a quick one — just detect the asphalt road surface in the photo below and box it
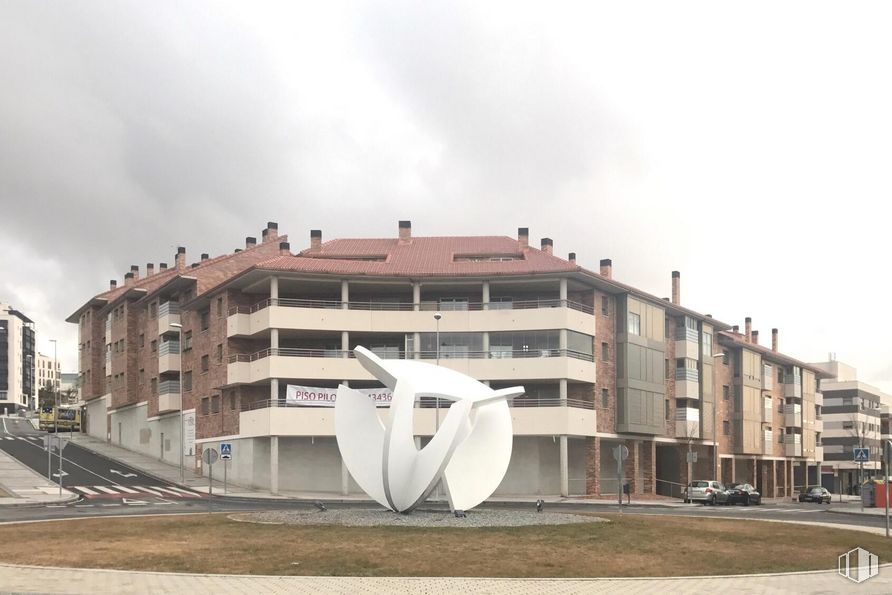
[1,416,887,531]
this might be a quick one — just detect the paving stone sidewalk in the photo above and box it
[0,563,890,594]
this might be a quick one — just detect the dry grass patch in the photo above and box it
[0,512,889,577]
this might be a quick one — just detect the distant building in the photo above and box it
[60,372,80,405]
[811,359,891,493]
[36,352,61,391]
[0,303,36,413]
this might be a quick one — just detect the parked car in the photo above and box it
[724,483,761,505]
[799,486,831,504]
[684,480,724,505]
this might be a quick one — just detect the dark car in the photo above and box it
[799,486,831,504]
[724,483,761,505]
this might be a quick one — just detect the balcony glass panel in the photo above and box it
[158,341,180,356]
[158,380,180,394]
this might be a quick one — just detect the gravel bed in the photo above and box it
[232,508,605,528]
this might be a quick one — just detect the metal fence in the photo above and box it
[229,347,594,364]
[229,297,595,316]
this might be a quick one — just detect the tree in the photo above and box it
[37,380,56,409]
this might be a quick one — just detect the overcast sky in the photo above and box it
[1,1,890,393]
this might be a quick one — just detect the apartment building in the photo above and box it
[35,352,61,392]
[67,222,828,498]
[811,359,891,493]
[0,304,36,413]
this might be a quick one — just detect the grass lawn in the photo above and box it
[1,512,889,577]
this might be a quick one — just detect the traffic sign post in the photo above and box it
[220,443,232,495]
[203,447,219,511]
[613,445,629,512]
[854,448,869,512]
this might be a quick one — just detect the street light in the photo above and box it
[712,351,724,483]
[433,312,441,501]
[49,339,61,496]
[170,322,185,483]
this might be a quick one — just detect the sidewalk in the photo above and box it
[0,449,76,507]
[0,562,889,594]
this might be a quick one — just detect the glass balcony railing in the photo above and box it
[158,341,180,356]
[159,302,180,317]
[675,368,699,382]
[229,347,594,364]
[230,297,595,316]
[158,380,180,394]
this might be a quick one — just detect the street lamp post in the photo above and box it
[434,312,441,501]
[170,323,185,484]
[49,339,61,496]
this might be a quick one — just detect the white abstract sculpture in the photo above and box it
[335,346,523,513]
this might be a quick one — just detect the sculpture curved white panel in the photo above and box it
[335,346,523,513]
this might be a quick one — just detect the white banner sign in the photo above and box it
[286,384,392,407]
[183,411,196,457]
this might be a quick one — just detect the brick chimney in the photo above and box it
[772,328,779,352]
[745,317,752,343]
[518,227,529,249]
[201,253,209,262]
[732,324,739,333]
[175,247,186,271]
[130,265,139,281]
[109,280,117,291]
[671,271,680,305]
[540,238,553,255]
[146,263,154,277]
[568,252,576,264]
[159,262,168,270]
[752,330,759,345]
[234,249,242,253]
[599,259,613,279]
[124,272,134,287]
[261,222,279,243]
[398,220,412,243]
[246,236,257,249]
[279,241,291,255]
[310,229,322,251]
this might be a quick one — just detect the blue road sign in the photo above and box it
[854,447,869,462]
[220,442,232,459]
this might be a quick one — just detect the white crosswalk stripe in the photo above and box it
[4,437,14,440]
[94,486,120,494]
[111,485,140,494]
[72,486,99,495]
[164,486,203,498]
[70,484,205,499]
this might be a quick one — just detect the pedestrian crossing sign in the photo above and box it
[854,447,869,462]
[220,442,232,460]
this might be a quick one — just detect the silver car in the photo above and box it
[685,480,724,505]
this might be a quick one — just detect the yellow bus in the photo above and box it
[39,406,81,432]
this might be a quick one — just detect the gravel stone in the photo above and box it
[233,508,605,528]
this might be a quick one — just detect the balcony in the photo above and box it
[675,407,699,438]
[158,302,181,337]
[783,374,801,398]
[814,417,823,433]
[784,403,802,428]
[814,391,823,406]
[227,298,595,338]
[674,327,699,360]
[238,397,597,438]
[762,397,772,423]
[158,341,180,373]
[158,392,181,414]
[784,433,802,457]
[674,367,699,400]
[228,348,596,385]
[158,380,180,396]
[814,445,824,461]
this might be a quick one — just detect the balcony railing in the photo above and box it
[158,380,180,394]
[229,347,594,364]
[159,302,180,317]
[244,396,595,411]
[229,297,595,316]
[158,341,180,356]
[675,368,699,382]
[674,327,699,342]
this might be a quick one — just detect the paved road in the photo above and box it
[0,418,203,505]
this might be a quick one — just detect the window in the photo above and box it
[702,333,712,357]
[216,343,223,363]
[149,302,157,319]
[488,296,513,310]
[777,367,783,383]
[601,342,609,362]
[183,330,192,351]
[722,351,729,365]
[150,340,157,353]
[627,312,640,335]
[139,369,145,385]
[201,397,209,415]
[723,385,730,400]
[601,296,609,316]
[439,298,469,311]
[183,371,193,392]
[665,399,670,420]
[723,420,730,435]
[139,333,145,348]
[201,355,209,373]
[217,297,224,317]
[150,377,157,396]
[230,394,237,411]
[200,309,210,331]
[665,358,671,378]
[211,395,220,414]
[842,421,853,430]
[601,388,609,408]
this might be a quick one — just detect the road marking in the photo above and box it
[110,469,137,478]
[52,471,69,478]
[74,504,94,507]
[94,486,121,495]
[4,437,13,440]
[164,486,203,497]
[1,418,7,433]
[152,486,189,497]
[122,498,150,506]
[72,486,100,495]
[111,485,140,494]
[99,503,121,507]
[133,486,165,496]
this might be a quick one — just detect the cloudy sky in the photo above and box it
[1,1,890,392]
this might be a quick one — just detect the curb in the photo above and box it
[0,494,80,509]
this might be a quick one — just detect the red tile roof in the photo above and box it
[257,236,576,277]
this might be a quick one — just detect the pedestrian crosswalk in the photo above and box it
[70,485,205,499]
[1,435,42,441]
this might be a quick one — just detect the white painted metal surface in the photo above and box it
[336,346,523,512]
